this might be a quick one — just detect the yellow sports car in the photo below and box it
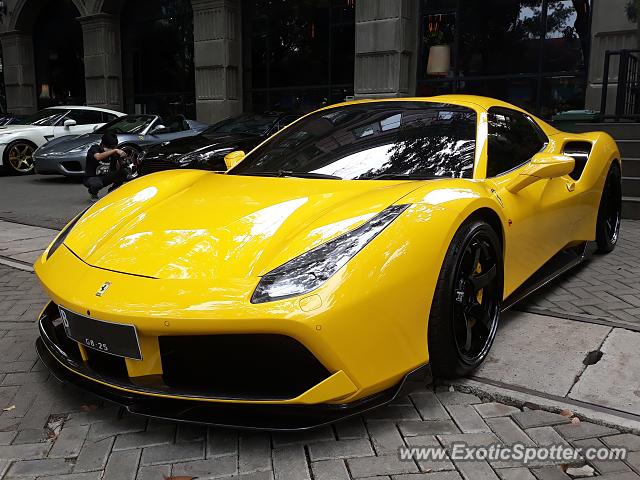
[35,96,621,429]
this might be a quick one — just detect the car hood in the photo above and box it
[37,133,101,154]
[64,170,422,280]
[144,132,261,160]
[0,124,49,137]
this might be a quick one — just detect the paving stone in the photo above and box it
[601,434,640,452]
[5,458,72,477]
[0,442,51,460]
[171,455,238,478]
[496,468,538,480]
[48,425,89,458]
[626,451,640,473]
[398,420,460,437]
[367,421,405,455]
[486,417,534,446]
[112,426,175,451]
[526,427,570,447]
[308,438,374,461]
[411,392,450,421]
[0,430,17,445]
[87,417,147,441]
[272,426,334,447]
[206,427,238,458]
[455,459,500,480]
[404,435,455,472]
[366,405,421,421]
[334,416,368,439]
[347,454,420,478]
[554,422,618,440]
[239,433,272,474]
[176,423,206,443]
[103,448,141,480]
[392,472,463,479]
[590,473,640,480]
[37,473,100,480]
[530,466,571,479]
[12,429,47,445]
[447,405,491,433]
[511,411,571,430]
[140,441,204,466]
[132,464,171,480]
[475,403,521,419]
[73,437,113,472]
[311,459,350,480]
[273,444,310,480]
[435,391,481,406]
[571,438,632,474]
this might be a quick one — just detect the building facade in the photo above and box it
[0,0,632,123]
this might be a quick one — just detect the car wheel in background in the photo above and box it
[3,140,36,175]
[595,162,622,254]
[428,218,503,379]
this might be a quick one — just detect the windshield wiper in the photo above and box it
[369,174,442,180]
[239,170,341,180]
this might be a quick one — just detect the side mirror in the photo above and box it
[64,119,77,128]
[150,124,166,135]
[224,150,245,170]
[506,153,575,194]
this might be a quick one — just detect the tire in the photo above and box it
[595,162,622,254]
[428,218,503,379]
[3,140,37,175]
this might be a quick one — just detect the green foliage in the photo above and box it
[627,0,639,22]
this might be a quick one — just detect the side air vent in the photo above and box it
[563,141,592,181]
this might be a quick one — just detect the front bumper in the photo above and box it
[33,153,85,176]
[37,305,429,429]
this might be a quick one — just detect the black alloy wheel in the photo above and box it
[596,163,622,254]
[428,219,503,378]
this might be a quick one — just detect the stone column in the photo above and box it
[354,0,419,99]
[191,0,242,124]
[79,14,123,112]
[0,31,37,115]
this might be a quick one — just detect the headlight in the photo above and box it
[68,142,95,154]
[46,208,89,260]
[251,204,410,303]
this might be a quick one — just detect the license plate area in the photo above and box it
[58,307,142,360]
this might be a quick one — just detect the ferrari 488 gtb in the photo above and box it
[35,96,621,429]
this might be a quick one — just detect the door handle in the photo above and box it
[566,182,576,192]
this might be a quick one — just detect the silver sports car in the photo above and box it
[33,114,208,176]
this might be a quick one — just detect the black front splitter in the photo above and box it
[36,337,430,431]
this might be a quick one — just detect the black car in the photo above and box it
[138,112,301,175]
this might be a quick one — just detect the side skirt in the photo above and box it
[502,242,588,311]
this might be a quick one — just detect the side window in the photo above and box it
[103,113,118,123]
[487,107,546,177]
[65,110,105,126]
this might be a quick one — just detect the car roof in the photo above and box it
[45,105,124,115]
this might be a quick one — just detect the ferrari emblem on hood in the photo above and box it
[96,282,111,297]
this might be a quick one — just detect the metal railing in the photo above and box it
[601,49,640,121]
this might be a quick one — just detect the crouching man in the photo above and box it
[84,133,127,201]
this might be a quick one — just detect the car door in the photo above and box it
[483,107,579,296]
[53,110,105,138]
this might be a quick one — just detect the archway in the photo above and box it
[28,0,85,109]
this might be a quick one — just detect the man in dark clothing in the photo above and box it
[84,133,127,201]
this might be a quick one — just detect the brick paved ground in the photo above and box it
[1,265,640,479]
[519,220,640,326]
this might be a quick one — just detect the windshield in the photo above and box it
[205,114,278,136]
[97,115,156,134]
[22,109,68,127]
[230,102,477,180]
